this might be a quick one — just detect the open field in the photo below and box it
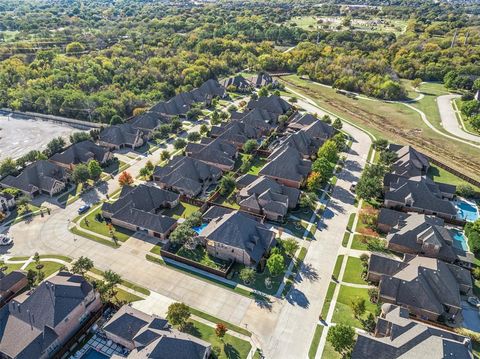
[280,75,480,181]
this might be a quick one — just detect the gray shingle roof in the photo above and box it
[247,95,291,115]
[99,123,142,147]
[129,111,168,132]
[220,75,252,91]
[388,144,430,178]
[187,138,237,169]
[202,205,235,222]
[377,208,410,230]
[246,72,276,88]
[50,140,110,166]
[259,146,311,183]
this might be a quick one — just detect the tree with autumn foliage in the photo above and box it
[215,323,228,340]
[306,171,322,192]
[118,171,134,186]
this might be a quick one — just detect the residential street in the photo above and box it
[437,94,480,143]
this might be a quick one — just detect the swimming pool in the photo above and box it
[455,199,479,222]
[81,348,109,359]
[450,229,469,252]
[193,223,208,234]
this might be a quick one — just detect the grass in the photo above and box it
[332,286,377,328]
[185,319,251,359]
[346,213,356,232]
[247,157,268,175]
[321,281,337,318]
[114,287,144,304]
[150,244,162,255]
[102,159,127,174]
[70,226,120,248]
[57,183,83,204]
[308,325,324,359]
[282,218,311,239]
[332,255,344,279]
[280,75,480,182]
[177,245,226,270]
[39,254,72,262]
[161,201,200,220]
[322,339,342,359]
[214,188,240,210]
[410,82,449,129]
[79,207,134,242]
[8,256,31,261]
[427,163,480,191]
[189,307,251,337]
[0,262,24,274]
[146,253,166,265]
[291,206,317,222]
[342,257,367,285]
[342,232,350,247]
[25,261,64,277]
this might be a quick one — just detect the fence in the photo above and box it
[426,155,480,190]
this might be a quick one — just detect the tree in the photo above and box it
[160,150,170,161]
[322,115,332,124]
[118,171,134,186]
[351,297,366,318]
[27,269,37,287]
[239,154,253,173]
[0,158,17,178]
[299,191,317,209]
[110,115,123,125]
[215,323,228,339]
[171,118,183,132]
[174,138,187,149]
[332,118,342,130]
[66,41,85,53]
[412,78,422,89]
[312,157,334,183]
[306,171,322,192]
[72,164,90,183]
[70,131,91,144]
[373,138,388,150]
[239,267,256,284]
[363,313,376,332]
[332,132,347,152]
[356,175,382,201]
[267,253,285,277]
[317,140,339,163]
[457,184,475,198]
[156,124,172,139]
[251,92,258,101]
[187,131,201,142]
[44,137,66,157]
[187,108,202,120]
[139,167,151,179]
[200,124,209,135]
[72,256,93,276]
[145,160,154,172]
[88,160,102,181]
[243,139,258,154]
[167,302,191,331]
[170,224,196,246]
[379,150,397,169]
[258,87,269,97]
[327,324,355,355]
[282,238,299,257]
[218,174,235,196]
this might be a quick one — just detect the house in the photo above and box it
[388,144,430,178]
[49,140,113,169]
[0,272,102,359]
[376,208,410,233]
[246,72,278,88]
[153,156,222,198]
[0,271,27,308]
[238,108,279,127]
[102,184,179,240]
[185,137,238,171]
[0,192,16,212]
[287,113,318,131]
[221,75,252,92]
[129,111,169,139]
[199,211,276,266]
[259,146,311,188]
[367,254,472,323]
[247,95,292,116]
[386,213,474,268]
[104,306,211,359]
[235,174,300,221]
[352,304,473,359]
[0,160,69,197]
[98,123,144,150]
[384,176,457,221]
[202,205,235,222]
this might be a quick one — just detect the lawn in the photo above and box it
[410,82,449,129]
[102,159,127,174]
[281,218,310,239]
[291,206,318,223]
[39,254,72,262]
[185,319,252,359]
[351,234,386,252]
[79,206,134,242]
[176,245,227,270]
[246,157,268,175]
[342,257,367,285]
[161,201,200,219]
[114,288,144,305]
[25,261,64,277]
[332,285,377,328]
[427,163,480,191]
[322,339,341,359]
[0,262,24,274]
[308,325,323,359]
[346,213,356,232]
[214,188,240,210]
[321,281,337,318]
[332,255,344,279]
[150,244,162,255]
[188,307,251,337]
[342,232,350,247]
[70,226,120,248]
[57,183,83,204]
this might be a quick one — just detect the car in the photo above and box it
[350,182,357,193]
[78,204,91,214]
[0,235,13,246]
[467,296,480,308]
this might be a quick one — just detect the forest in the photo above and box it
[0,0,479,123]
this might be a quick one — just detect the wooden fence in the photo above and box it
[426,155,480,190]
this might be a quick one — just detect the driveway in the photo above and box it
[437,94,480,143]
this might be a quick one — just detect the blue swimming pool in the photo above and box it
[451,229,469,252]
[193,223,208,234]
[456,199,479,222]
[81,348,109,359]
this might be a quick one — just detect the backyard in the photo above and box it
[246,157,268,176]
[161,201,200,219]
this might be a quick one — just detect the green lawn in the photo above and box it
[25,261,64,277]
[321,282,337,318]
[410,82,448,129]
[342,232,350,247]
[102,159,127,174]
[247,157,268,175]
[57,183,83,204]
[351,234,386,252]
[150,244,162,255]
[332,286,377,328]
[427,163,480,191]
[308,325,324,359]
[291,206,319,223]
[214,188,240,210]
[79,206,134,242]
[161,201,200,219]
[322,339,341,359]
[114,288,144,305]
[189,307,251,337]
[39,254,72,262]
[342,257,367,285]
[282,218,310,239]
[185,319,252,359]
[332,255,344,279]
[70,226,120,248]
[346,213,356,232]
[0,262,24,274]
[177,245,227,270]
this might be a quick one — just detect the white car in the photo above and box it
[467,296,480,308]
[0,235,13,246]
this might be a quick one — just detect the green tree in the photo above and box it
[104,270,122,301]
[70,132,91,144]
[139,167,151,179]
[66,41,85,53]
[356,174,382,201]
[243,139,258,154]
[187,131,201,142]
[72,164,90,183]
[72,256,94,276]
[317,140,339,163]
[0,158,17,178]
[200,124,209,135]
[170,224,196,246]
[218,174,235,196]
[44,137,66,157]
[332,118,342,130]
[258,87,269,97]
[174,138,187,149]
[312,157,334,183]
[110,115,123,125]
[363,313,376,332]
[171,118,183,132]
[160,150,170,161]
[351,297,366,318]
[88,160,102,181]
[239,155,253,173]
[167,302,191,331]
[299,192,317,209]
[327,324,355,355]
[239,267,256,284]
[282,238,299,257]
[267,253,285,277]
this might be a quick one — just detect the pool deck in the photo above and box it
[70,334,127,359]
[454,198,479,222]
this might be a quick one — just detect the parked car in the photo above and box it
[78,204,91,214]
[0,235,13,246]
[350,182,357,193]
[467,296,480,308]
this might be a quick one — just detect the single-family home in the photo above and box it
[246,72,278,88]
[388,144,430,178]
[0,192,16,213]
[0,160,69,197]
[98,123,144,150]
[185,137,238,171]
[352,304,473,359]
[259,146,311,188]
[235,174,300,221]
[0,272,102,359]
[376,208,410,233]
[367,254,472,323]
[102,184,179,240]
[129,111,169,139]
[49,140,113,169]
[103,305,211,359]
[247,95,292,116]
[221,75,253,92]
[202,205,235,222]
[0,270,27,308]
[153,156,222,198]
[199,211,276,266]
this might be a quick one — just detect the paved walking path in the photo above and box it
[437,94,480,143]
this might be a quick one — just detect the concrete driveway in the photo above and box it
[437,94,480,143]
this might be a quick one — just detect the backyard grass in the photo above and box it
[79,206,134,242]
[177,245,226,270]
[332,255,344,279]
[321,281,337,318]
[189,307,251,336]
[185,319,252,359]
[342,257,367,285]
[161,201,200,219]
[247,157,268,175]
[427,163,480,191]
[332,285,377,328]
[25,261,64,277]
[308,325,324,359]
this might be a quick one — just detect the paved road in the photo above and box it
[437,94,480,143]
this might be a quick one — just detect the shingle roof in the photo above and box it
[247,95,291,115]
[246,72,276,88]
[129,111,168,132]
[388,144,430,178]
[202,205,235,222]
[377,208,410,230]
[220,75,252,91]
[259,146,311,183]
[50,140,110,166]
[187,138,237,169]
[99,123,142,147]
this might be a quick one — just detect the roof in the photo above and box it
[153,156,221,197]
[0,272,95,359]
[247,95,291,115]
[129,111,168,132]
[99,123,141,147]
[259,146,311,183]
[389,144,430,178]
[187,138,237,169]
[352,305,472,359]
[202,205,235,222]
[287,113,318,129]
[200,211,276,263]
[1,160,67,194]
[0,271,26,300]
[246,72,276,88]
[377,208,410,230]
[220,75,252,90]
[50,140,110,166]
